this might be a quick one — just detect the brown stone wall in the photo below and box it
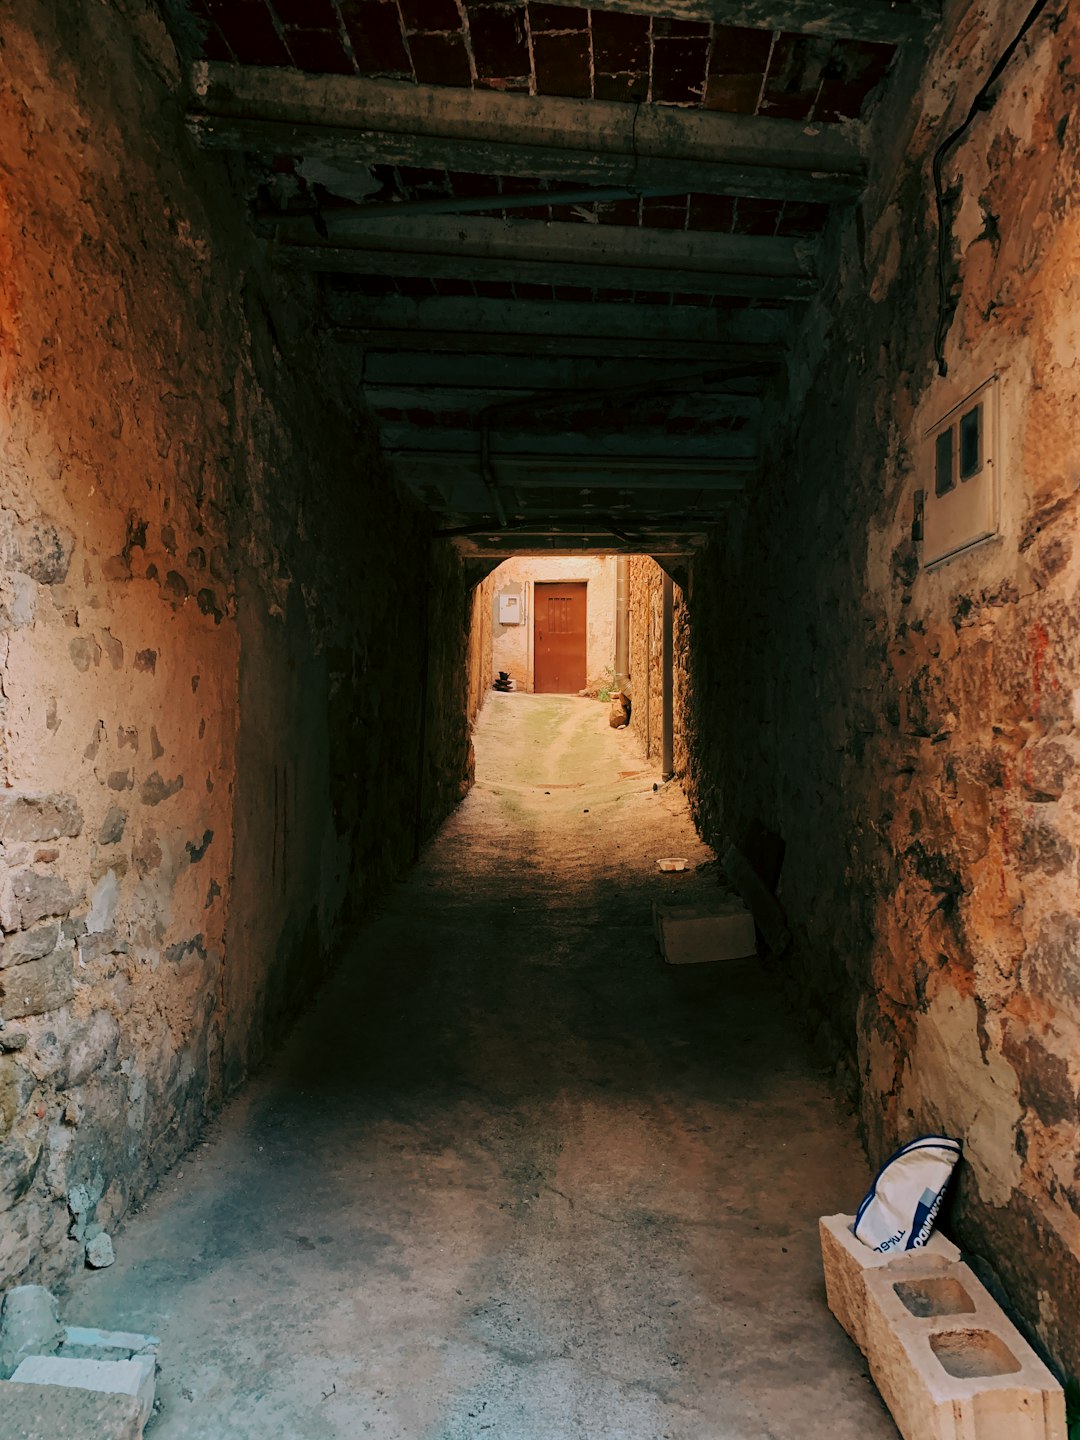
[0,0,476,1286]
[627,558,687,772]
[466,572,496,729]
[683,2,1080,1378]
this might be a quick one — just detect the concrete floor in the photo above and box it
[67,693,897,1439]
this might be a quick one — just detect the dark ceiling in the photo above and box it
[162,0,937,556]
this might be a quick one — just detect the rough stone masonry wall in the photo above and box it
[684,0,1080,1379]
[627,557,687,774]
[0,0,476,1290]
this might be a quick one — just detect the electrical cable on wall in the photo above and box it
[932,0,1050,376]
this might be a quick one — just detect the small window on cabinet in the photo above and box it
[935,428,955,497]
[922,377,999,568]
[959,404,982,480]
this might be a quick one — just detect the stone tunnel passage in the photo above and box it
[7,0,1080,1429]
[61,693,896,1439]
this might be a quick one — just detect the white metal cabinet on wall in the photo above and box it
[921,375,1000,567]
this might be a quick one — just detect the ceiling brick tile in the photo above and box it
[528,2,588,31]
[467,3,531,84]
[400,0,462,30]
[284,26,356,72]
[651,35,709,105]
[591,11,649,72]
[758,32,831,120]
[704,24,772,113]
[340,0,412,74]
[272,0,339,27]
[209,0,292,66]
[409,29,473,83]
[532,30,591,97]
[688,193,736,232]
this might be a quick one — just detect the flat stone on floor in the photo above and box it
[59,1326,160,1361]
[9,1354,156,1429]
[653,900,757,964]
[0,1379,144,1440]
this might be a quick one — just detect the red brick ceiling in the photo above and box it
[192,0,895,123]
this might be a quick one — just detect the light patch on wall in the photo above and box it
[899,987,1022,1208]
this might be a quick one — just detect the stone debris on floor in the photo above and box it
[652,898,758,966]
[0,1284,159,1440]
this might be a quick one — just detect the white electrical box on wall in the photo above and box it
[921,375,1000,567]
[498,590,522,625]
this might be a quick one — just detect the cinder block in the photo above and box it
[862,1258,1066,1440]
[10,1354,156,1430]
[59,1326,160,1361]
[0,1379,143,1440]
[652,901,757,965]
[819,1213,960,1353]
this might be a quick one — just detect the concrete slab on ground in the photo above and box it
[0,1379,144,1440]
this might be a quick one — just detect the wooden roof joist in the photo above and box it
[355,352,775,392]
[276,217,816,298]
[189,65,865,204]
[391,452,754,486]
[381,426,757,460]
[327,296,790,355]
[451,530,714,556]
[536,0,937,44]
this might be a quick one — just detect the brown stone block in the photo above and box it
[0,794,82,844]
[0,1379,144,1440]
[7,872,75,931]
[0,951,74,1020]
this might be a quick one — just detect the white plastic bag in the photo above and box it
[853,1135,961,1254]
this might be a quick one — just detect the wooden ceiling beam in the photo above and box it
[272,215,817,297]
[189,64,865,204]
[535,0,936,44]
[326,294,790,350]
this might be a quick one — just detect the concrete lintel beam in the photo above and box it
[189,65,865,203]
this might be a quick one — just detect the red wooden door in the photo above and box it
[534,582,587,694]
